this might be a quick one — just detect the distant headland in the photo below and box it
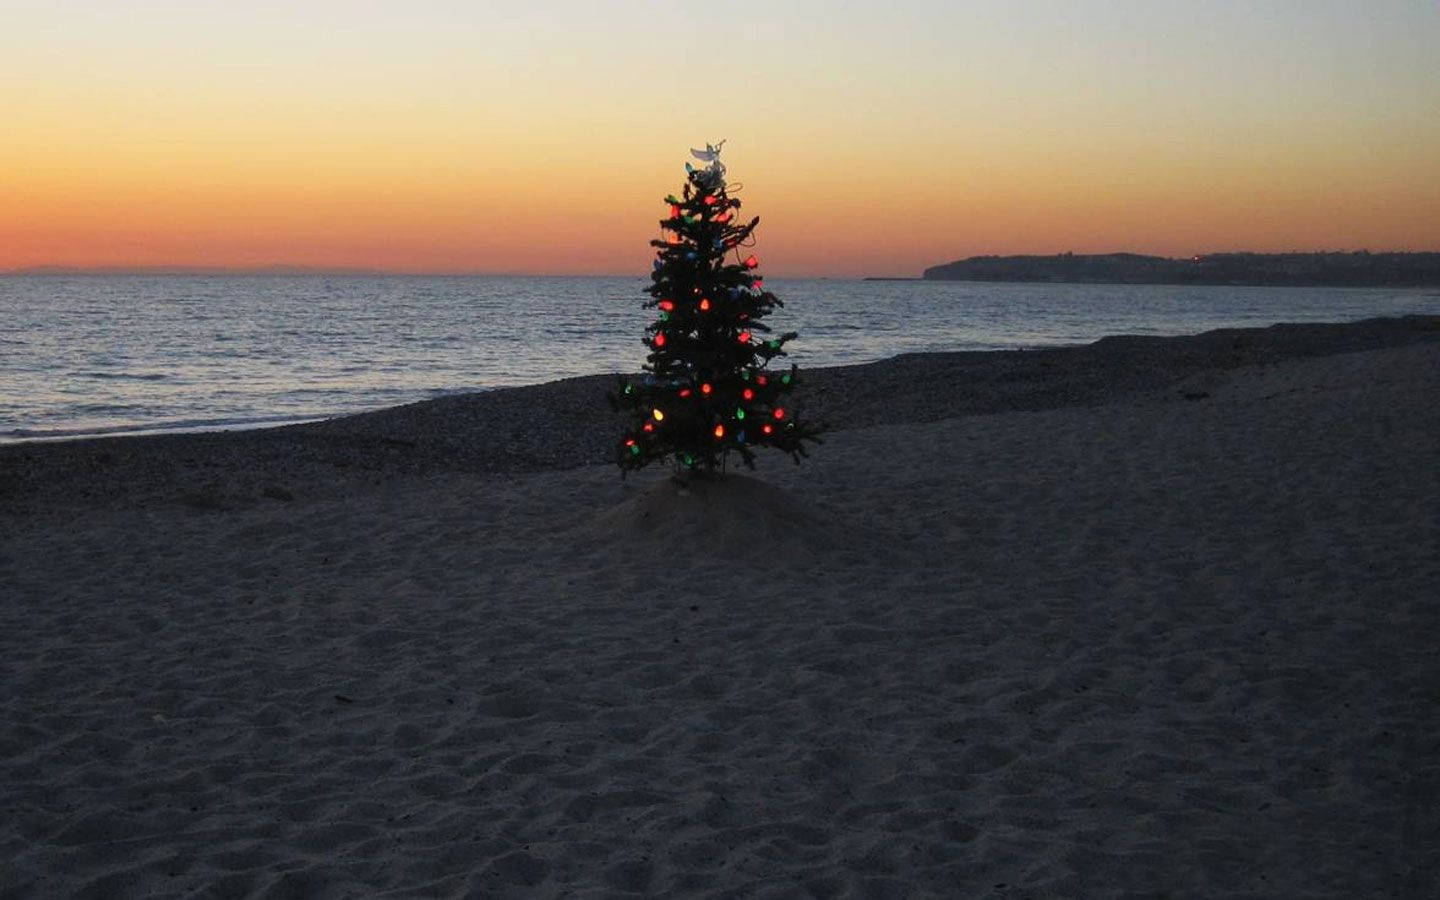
[912,252,1440,288]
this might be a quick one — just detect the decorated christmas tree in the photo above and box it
[611,142,822,476]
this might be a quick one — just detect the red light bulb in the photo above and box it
[756,375,767,386]
[643,422,654,432]
[715,212,731,223]
[670,204,681,218]
[744,255,758,268]
[773,407,786,420]
[742,388,754,400]
[658,300,674,311]
[704,195,718,205]
[654,333,666,347]
[738,331,751,343]
[679,388,691,398]
[762,424,773,435]
[752,279,763,289]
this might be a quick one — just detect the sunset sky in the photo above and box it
[3,1,1437,277]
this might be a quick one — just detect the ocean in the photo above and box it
[3,274,1438,442]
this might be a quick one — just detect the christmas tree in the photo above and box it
[611,143,823,476]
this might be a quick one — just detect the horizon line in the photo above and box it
[7,248,1439,280]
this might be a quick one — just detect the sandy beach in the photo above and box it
[2,316,1438,897]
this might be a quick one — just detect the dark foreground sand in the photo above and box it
[2,316,1438,897]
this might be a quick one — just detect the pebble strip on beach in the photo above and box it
[3,315,1437,516]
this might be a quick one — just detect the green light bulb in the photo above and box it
[781,373,792,384]
[735,408,745,419]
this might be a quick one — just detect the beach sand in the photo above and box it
[2,317,1438,897]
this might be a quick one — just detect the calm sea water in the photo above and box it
[2,275,1438,442]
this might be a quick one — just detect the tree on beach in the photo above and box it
[610,142,823,476]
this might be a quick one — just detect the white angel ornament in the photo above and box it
[687,140,727,189]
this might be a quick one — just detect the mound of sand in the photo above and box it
[585,473,871,562]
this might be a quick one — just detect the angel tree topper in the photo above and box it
[687,141,727,190]
[610,142,823,475]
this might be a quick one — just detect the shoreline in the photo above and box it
[3,314,1437,517]
[4,315,1437,894]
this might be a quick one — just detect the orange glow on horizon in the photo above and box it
[3,3,1437,277]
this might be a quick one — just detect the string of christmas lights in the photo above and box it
[608,144,823,475]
